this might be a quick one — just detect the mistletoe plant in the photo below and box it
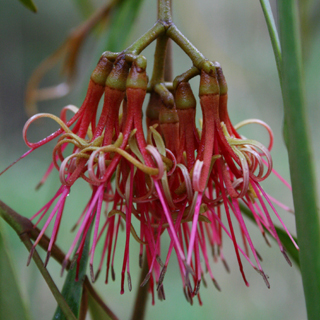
[0,1,319,320]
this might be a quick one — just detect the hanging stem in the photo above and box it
[158,0,172,22]
[164,38,173,82]
[149,0,173,88]
[126,22,165,55]
[278,1,320,319]
[149,35,169,88]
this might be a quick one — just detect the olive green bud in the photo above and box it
[105,58,130,91]
[199,69,220,96]
[175,82,196,110]
[126,56,148,90]
[90,55,113,86]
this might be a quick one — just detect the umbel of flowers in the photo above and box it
[11,8,298,305]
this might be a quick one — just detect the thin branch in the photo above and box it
[0,200,116,319]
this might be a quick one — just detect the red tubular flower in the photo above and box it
[4,48,297,305]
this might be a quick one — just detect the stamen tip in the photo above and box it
[27,247,35,266]
[35,182,43,191]
[156,254,164,268]
[222,258,230,273]
[157,266,167,290]
[140,273,150,287]
[111,265,116,281]
[95,269,101,281]
[90,264,95,283]
[281,250,292,267]
[127,272,132,292]
[194,280,201,296]
[44,251,51,267]
[61,259,68,277]
[212,278,221,292]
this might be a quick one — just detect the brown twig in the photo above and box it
[131,256,150,320]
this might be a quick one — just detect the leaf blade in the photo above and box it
[53,230,91,320]
[278,1,320,319]
[106,0,145,52]
[18,0,37,13]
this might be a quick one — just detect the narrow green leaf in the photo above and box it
[106,0,145,52]
[18,0,37,13]
[278,1,320,319]
[0,226,31,320]
[239,202,300,268]
[259,0,282,86]
[53,230,91,320]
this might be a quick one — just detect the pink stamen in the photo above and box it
[256,183,299,250]
[63,185,104,266]
[187,192,202,264]
[89,186,104,281]
[33,187,69,249]
[267,194,294,213]
[262,158,292,190]
[154,181,186,261]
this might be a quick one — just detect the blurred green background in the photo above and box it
[1,0,320,319]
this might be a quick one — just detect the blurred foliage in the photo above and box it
[105,0,145,52]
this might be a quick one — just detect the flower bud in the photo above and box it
[126,56,148,90]
[199,68,220,96]
[106,58,130,91]
[175,82,196,110]
[90,55,113,86]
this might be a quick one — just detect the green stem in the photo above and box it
[164,38,173,82]
[167,24,206,69]
[149,1,173,90]
[158,0,172,22]
[173,66,200,90]
[126,22,165,55]
[278,1,320,319]
[149,35,169,88]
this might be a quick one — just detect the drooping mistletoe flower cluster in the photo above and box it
[7,19,298,305]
